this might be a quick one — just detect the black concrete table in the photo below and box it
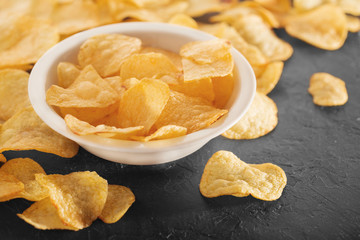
[1,30,359,240]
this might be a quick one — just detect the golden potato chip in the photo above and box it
[0,171,24,202]
[57,62,81,88]
[118,79,170,134]
[293,0,324,11]
[256,61,284,95]
[180,39,234,81]
[0,107,79,158]
[120,53,181,84]
[199,150,287,201]
[254,0,291,13]
[0,154,5,163]
[308,72,348,106]
[0,15,59,68]
[65,114,144,139]
[99,185,135,224]
[168,13,198,29]
[18,198,79,231]
[51,0,100,35]
[0,158,48,201]
[78,34,141,77]
[212,74,235,108]
[285,4,348,50]
[169,77,215,103]
[186,0,236,17]
[222,92,278,139]
[131,125,187,142]
[105,76,124,97]
[336,0,360,16]
[46,65,118,108]
[154,91,228,134]
[0,69,31,121]
[36,171,108,229]
[346,15,360,32]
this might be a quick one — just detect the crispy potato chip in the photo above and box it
[120,53,181,84]
[105,76,124,98]
[169,77,215,102]
[256,61,284,95]
[0,171,24,202]
[0,107,79,158]
[336,0,360,16]
[118,79,170,134]
[212,73,235,108]
[154,91,228,134]
[285,4,348,50]
[308,72,348,106]
[99,185,135,224]
[0,158,48,201]
[293,0,324,11]
[0,69,31,121]
[140,46,183,71]
[65,114,144,139]
[346,15,360,32]
[78,34,141,77]
[186,0,236,17]
[131,125,187,142]
[0,15,59,68]
[57,62,81,88]
[125,0,171,8]
[254,0,291,13]
[295,0,360,16]
[46,65,118,108]
[18,198,79,230]
[0,154,5,163]
[199,150,287,201]
[180,39,234,81]
[36,171,108,229]
[168,13,198,29]
[222,92,278,139]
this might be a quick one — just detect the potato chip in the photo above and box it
[256,61,284,95]
[105,76,124,97]
[0,171,24,202]
[346,15,360,32]
[125,0,171,8]
[0,107,79,158]
[154,91,228,134]
[65,114,144,139]
[212,73,235,108]
[336,0,360,16]
[254,0,291,13]
[180,39,234,81]
[169,77,215,102]
[0,69,31,121]
[0,158,48,201]
[140,46,183,71]
[222,91,278,139]
[57,62,81,88]
[46,65,118,108]
[293,0,324,11]
[36,171,108,229]
[186,0,236,17]
[0,15,59,68]
[99,185,135,224]
[118,79,170,134]
[308,72,348,106]
[285,4,348,50]
[18,198,79,230]
[199,150,287,201]
[78,34,141,77]
[120,53,181,84]
[0,154,5,163]
[132,125,187,142]
[168,13,198,29]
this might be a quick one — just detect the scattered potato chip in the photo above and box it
[285,4,348,50]
[169,77,215,102]
[140,46,183,71]
[0,69,31,121]
[186,0,236,17]
[180,39,234,81]
[154,91,228,134]
[46,65,118,108]
[346,15,360,32]
[118,79,170,134]
[78,34,141,77]
[168,13,198,29]
[199,150,287,201]
[308,72,348,106]
[0,158,48,201]
[0,107,79,158]
[222,92,278,139]
[99,185,135,224]
[212,73,235,108]
[120,53,181,84]
[18,197,79,230]
[36,171,108,229]
[131,125,187,142]
[57,62,81,88]
[256,61,284,95]
[0,171,24,202]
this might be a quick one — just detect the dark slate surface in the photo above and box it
[1,31,360,240]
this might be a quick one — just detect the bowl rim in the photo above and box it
[28,22,256,153]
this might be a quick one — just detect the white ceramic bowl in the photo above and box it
[29,22,256,165]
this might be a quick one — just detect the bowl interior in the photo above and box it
[29,22,256,153]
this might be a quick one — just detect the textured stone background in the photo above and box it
[1,30,359,240]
